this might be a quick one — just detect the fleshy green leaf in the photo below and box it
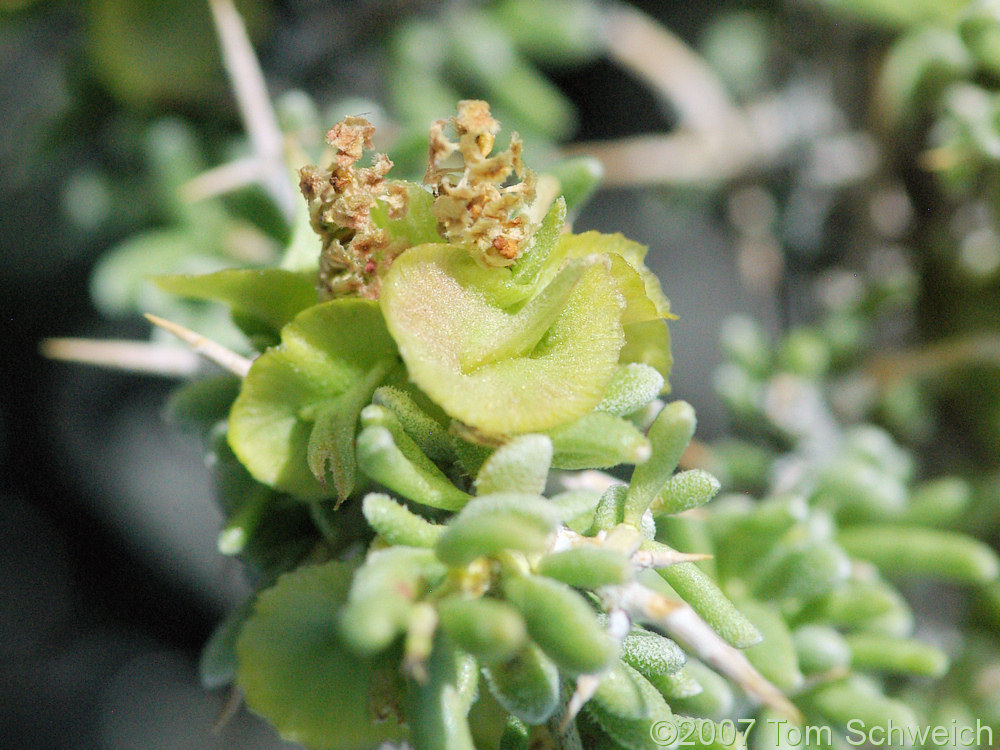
[473,435,553,495]
[236,560,405,750]
[155,268,318,341]
[362,493,445,547]
[164,373,241,434]
[596,363,665,417]
[407,636,477,750]
[356,425,472,511]
[554,230,673,322]
[548,411,652,469]
[199,598,255,690]
[381,242,624,434]
[228,299,399,500]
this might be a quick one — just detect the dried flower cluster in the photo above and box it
[425,100,538,267]
[299,117,409,299]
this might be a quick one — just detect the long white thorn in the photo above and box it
[40,338,202,377]
[144,314,253,377]
[632,548,713,569]
[207,0,297,220]
[561,674,601,731]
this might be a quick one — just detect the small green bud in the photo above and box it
[550,489,603,533]
[437,597,527,665]
[474,435,553,496]
[590,484,629,533]
[651,665,703,700]
[620,628,687,687]
[436,492,560,566]
[597,363,665,417]
[437,514,550,567]
[652,469,722,516]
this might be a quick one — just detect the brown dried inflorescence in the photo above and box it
[299,117,408,299]
[424,100,538,267]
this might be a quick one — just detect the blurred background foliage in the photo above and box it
[4,0,1000,747]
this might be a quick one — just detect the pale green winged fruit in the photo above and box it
[379,100,673,435]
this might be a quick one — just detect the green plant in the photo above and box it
[108,98,994,750]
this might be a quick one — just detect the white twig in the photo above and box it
[570,6,848,187]
[144,314,253,377]
[562,674,601,731]
[631,547,713,569]
[40,338,202,377]
[207,0,297,220]
[603,4,736,133]
[181,156,267,203]
[606,582,802,721]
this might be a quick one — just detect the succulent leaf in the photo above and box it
[380,241,625,434]
[155,268,318,342]
[228,299,400,500]
[236,560,405,750]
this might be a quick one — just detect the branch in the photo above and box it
[607,581,802,722]
[40,338,202,377]
[207,0,297,219]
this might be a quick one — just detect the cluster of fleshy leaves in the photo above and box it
[679,265,1000,748]
[155,107,1000,750]
[161,113,796,750]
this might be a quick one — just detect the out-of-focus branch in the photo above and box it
[603,4,736,133]
[40,338,202,377]
[867,334,1000,386]
[568,5,843,187]
[207,0,297,219]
